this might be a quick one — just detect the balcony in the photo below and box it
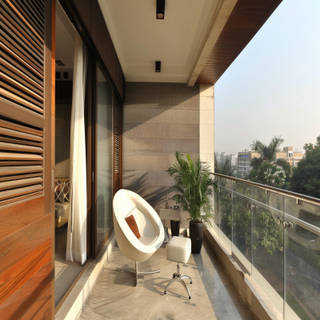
[56,175,320,320]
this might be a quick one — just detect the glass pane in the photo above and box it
[286,197,319,223]
[220,176,232,189]
[232,193,252,271]
[211,187,219,235]
[252,202,284,317]
[96,66,113,246]
[234,181,250,197]
[267,192,284,213]
[218,187,232,251]
[285,198,320,320]
[251,185,266,204]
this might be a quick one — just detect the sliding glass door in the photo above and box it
[95,65,113,249]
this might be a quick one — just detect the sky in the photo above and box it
[214,0,320,155]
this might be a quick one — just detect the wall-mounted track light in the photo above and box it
[156,0,165,19]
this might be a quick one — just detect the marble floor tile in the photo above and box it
[79,239,257,320]
[55,226,83,306]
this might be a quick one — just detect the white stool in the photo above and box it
[164,236,192,299]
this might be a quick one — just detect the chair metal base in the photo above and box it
[117,261,160,286]
[164,262,192,299]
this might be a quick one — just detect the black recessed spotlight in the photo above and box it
[156,0,165,19]
[155,61,161,72]
[56,59,65,66]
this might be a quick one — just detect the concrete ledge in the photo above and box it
[55,233,116,320]
[204,227,283,320]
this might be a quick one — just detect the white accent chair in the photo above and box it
[113,189,165,285]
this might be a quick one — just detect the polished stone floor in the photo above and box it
[55,225,83,306]
[79,239,257,320]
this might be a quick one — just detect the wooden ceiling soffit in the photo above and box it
[191,0,282,86]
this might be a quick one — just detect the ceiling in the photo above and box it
[98,0,237,84]
[56,0,282,86]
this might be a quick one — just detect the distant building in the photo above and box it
[230,154,237,167]
[237,150,260,177]
[216,152,227,165]
[276,146,303,167]
[215,152,237,167]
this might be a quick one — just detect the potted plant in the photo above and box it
[167,152,216,253]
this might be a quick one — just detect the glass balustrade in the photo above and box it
[212,173,320,320]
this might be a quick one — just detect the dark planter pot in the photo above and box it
[189,221,203,254]
[170,219,180,237]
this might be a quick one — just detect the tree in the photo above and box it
[248,135,291,188]
[291,136,320,198]
[251,135,284,164]
[214,153,236,177]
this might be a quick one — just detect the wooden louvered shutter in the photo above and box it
[113,96,122,194]
[0,0,53,318]
[0,0,45,205]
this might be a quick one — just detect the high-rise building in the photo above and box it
[276,146,303,167]
[237,150,260,177]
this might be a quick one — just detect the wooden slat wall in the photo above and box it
[196,0,282,85]
[0,0,45,206]
[0,0,53,318]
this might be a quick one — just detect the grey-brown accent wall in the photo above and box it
[123,82,200,210]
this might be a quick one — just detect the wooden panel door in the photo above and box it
[0,0,54,318]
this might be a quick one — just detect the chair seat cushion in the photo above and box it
[125,214,141,238]
[166,236,191,264]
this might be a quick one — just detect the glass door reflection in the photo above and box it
[96,66,113,248]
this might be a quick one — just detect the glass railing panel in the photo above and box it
[220,176,232,189]
[218,186,232,252]
[234,181,251,197]
[251,185,266,204]
[252,201,284,317]
[212,173,320,320]
[232,193,252,272]
[285,199,320,320]
[212,187,220,235]
[267,192,284,213]
[286,196,319,223]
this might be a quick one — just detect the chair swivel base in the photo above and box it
[117,261,160,286]
[164,262,192,299]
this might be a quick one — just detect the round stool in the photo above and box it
[164,236,192,299]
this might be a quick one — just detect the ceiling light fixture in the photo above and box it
[155,61,161,72]
[56,59,65,66]
[156,0,165,19]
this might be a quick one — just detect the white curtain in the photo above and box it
[66,33,88,264]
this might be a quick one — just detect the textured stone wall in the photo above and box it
[123,82,200,212]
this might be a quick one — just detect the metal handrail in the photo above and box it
[218,184,320,237]
[213,172,320,207]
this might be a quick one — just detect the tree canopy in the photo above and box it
[214,153,235,177]
[291,136,320,198]
[248,135,291,188]
[251,135,284,165]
